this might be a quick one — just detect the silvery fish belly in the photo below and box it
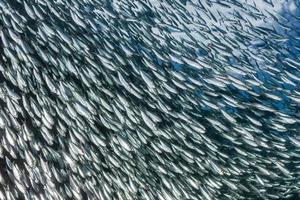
[0,0,299,199]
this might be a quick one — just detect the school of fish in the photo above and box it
[0,0,299,199]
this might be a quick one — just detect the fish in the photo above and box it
[0,0,299,199]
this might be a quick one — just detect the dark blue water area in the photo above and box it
[171,60,183,71]
[196,46,209,57]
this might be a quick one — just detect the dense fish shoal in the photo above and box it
[0,0,299,199]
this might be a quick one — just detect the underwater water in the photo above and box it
[0,0,299,199]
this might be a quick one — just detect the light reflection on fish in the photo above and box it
[0,0,299,199]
